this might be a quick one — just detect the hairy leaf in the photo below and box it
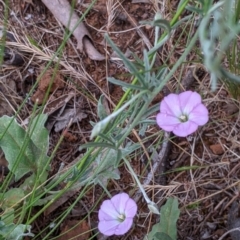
[0,221,34,240]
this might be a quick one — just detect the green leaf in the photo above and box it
[97,95,108,120]
[159,198,180,239]
[2,188,25,210]
[0,116,49,181]
[105,34,147,87]
[20,171,48,194]
[107,77,146,90]
[152,232,173,240]
[93,148,121,184]
[79,142,117,151]
[0,221,34,240]
[146,198,180,240]
[91,91,146,139]
[28,114,49,154]
[1,208,14,225]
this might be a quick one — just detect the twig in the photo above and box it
[218,227,240,240]
[133,131,170,203]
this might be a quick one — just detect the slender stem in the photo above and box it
[114,0,190,111]
[118,28,199,146]
[123,157,151,204]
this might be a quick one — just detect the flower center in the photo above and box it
[179,114,188,122]
[117,214,126,222]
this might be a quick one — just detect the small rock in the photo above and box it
[209,144,224,155]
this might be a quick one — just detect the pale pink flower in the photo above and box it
[98,193,137,236]
[156,91,208,137]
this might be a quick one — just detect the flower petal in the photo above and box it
[98,219,120,236]
[114,218,133,235]
[124,198,137,218]
[98,200,119,221]
[111,193,129,214]
[189,104,209,125]
[179,91,202,114]
[173,121,198,137]
[156,113,181,131]
[160,93,182,116]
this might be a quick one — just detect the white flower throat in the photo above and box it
[118,214,125,222]
[179,114,188,122]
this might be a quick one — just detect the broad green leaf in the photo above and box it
[0,116,48,181]
[28,114,49,154]
[152,232,173,240]
[2,188,25,210]
[146,198,180,240]
[20,171,48,194]
[1,208,14,225]
[159,198,180,239]
[0,221,34,240]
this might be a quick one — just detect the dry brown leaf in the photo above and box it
[54,107,87,132]
[41,0,105,60]
[31,70,65,105]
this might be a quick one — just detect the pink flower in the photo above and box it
[98,193,137,236]
[156,91,208,137]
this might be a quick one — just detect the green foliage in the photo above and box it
[0,114,49,239]
[97,95,109,120]
[0,1,211,237]
[145,198,180,240]
[1,188,25,210]
[0,115,49,181]
[198,0,240,90]
[152,233,173,240]
[0,221,34,240]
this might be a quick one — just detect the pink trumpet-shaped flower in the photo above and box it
[156,91,209,137]
[98,193,137,236]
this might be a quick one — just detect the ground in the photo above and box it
[0,0,240,240]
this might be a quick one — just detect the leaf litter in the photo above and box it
[41,0,105,60]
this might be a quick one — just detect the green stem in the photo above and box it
[123,157,150,204]
[117,28,199,145]
[114,0,190,111]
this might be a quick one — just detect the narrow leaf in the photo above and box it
[97,95,108,120]
[79,142,117,151]
[105,34,146,86]
[108,77,146,90]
